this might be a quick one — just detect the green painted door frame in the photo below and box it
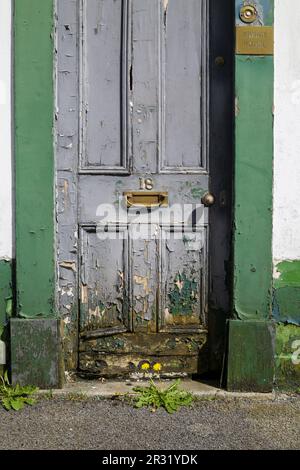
[227,0,275,391]
[12,0,62,387]
[233,0,274,322]
[12,0,278,390]
[14,0,55,318]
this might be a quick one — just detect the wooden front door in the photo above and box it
[56,0,233,377]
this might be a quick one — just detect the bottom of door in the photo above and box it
[78,331,208,378]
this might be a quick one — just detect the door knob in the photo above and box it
[201,192,215,207]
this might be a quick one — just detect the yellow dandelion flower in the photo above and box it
[141,362,150,370]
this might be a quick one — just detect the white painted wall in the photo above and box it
[0,0,12,260]
[273,0,300,262]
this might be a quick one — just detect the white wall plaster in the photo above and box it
[273,0,300,262]
[0,0,12,260]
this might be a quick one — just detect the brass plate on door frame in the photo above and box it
[236,26,274,55]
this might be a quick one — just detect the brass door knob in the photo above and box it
[201,192,215,207]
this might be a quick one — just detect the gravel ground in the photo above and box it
[0,396,299,450]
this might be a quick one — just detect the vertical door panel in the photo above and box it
[162,0,208,171]
[131,225,158,333]
[160,226,207,331]
[80,0,129,172]
[131,0,160,174]
[80,226,129,335]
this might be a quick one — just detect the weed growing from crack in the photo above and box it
[0,371,38,411]
[65,392,88,401]
[132,379,195,414]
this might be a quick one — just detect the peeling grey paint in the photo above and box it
[55,0,80,370]
[55,0,231,377]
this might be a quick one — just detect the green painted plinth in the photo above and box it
[227,320,275,392]
[10,319,64,388]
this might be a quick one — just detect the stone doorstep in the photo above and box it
[37,379,284,400]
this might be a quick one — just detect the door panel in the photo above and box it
[159,226,207,331]
[131,230,158,333]
[56,0,233,377]
[80,0,129,172]
[131,0,160,174]
[80,225,129,334]
[163,0,206,171]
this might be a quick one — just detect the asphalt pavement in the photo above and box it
[0,395,299,450]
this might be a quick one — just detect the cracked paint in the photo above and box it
[133,275,150,294]
[168,273,198,317]
[56,0,212,377]
[59,261,77,272]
